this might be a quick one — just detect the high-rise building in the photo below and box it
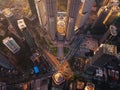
[45,0,57,40]
[2,8,23,38]
[84,44,117,74]
[65,0,81,40]
[35,0,57,40]
[35,0,95,41]
[2,37,21,54]
[28,0,38,17]
[17,19,36,50]
[103,6,119,25]
[92,0,120,28]
[91,6,110,28]
[75,0,94,29]
[100,25,118,44]
[34,0,47,27]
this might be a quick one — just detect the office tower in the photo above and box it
[2,37,21,54]
[34,0,47,27]
[75,0,94,29]
[45,0,57,40]
[91,6,110,28]
[17,19,36,50]
[103,6,119,25]
[84,44,117,74]
[66,0,81,40]
[35,0,57,40]
[100,25,117,44]
[28,0,38,17]
[2,8,23,38]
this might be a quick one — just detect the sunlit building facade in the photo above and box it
[76,0,94,29]
[35,0,57,40]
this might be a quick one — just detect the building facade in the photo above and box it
[35,0,47,27]
[35,0,57,40]
[103,6,119,25]
[66,0,81,40]
[91,6,110,28]
[2,37,21,54]
[17,19,36,50]
[2,8,23,38]
[84,44,117,74]
[76,0,94,29]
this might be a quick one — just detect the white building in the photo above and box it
[2,37,20,54]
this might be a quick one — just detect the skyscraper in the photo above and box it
[17,19,37,50]
[34,0,47,27]
[65,0,81,40]
[28,0,38,17]
[91,6,110,28]
[35,0,95,41]
[35,0,57,40]
[84,44,117,73]
[103,6,119,25]
[2,8,23,38]
[45,0,57,40]
[2,37,21,54]
[76,0,94,29]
